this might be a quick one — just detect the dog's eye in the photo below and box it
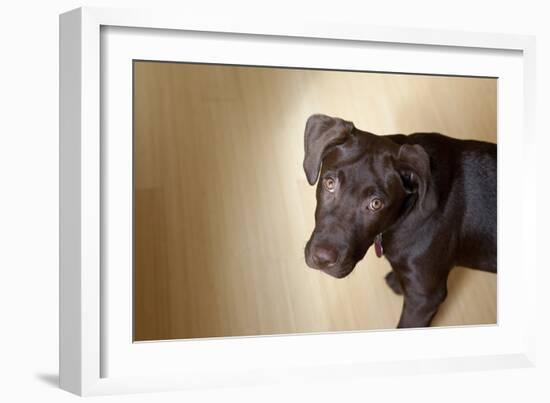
[368,198,384,211]
[323,177,336,192]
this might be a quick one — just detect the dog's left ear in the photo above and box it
[395,144,437,214]
[303,114,354,185]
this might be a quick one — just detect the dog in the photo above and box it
[303,114,496,328]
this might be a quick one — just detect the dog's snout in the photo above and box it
[311,245,339,268]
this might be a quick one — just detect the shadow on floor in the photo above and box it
[35,373,59,388]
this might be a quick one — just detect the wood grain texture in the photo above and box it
[133,61,497,341]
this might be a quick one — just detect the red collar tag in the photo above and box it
[374,233,383,258]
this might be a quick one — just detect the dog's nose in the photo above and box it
[311,245,339,268]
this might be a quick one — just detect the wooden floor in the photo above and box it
[133,61,497,341]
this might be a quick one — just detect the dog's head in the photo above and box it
[303,114,435,278]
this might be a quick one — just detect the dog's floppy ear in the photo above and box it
[396,144,437,214]
[303,114,354,185]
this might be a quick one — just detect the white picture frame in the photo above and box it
[59,6,537,396]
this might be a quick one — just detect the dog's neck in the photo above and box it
[371,194,416,259]
[379,192,433,259]
[385,193,417,233]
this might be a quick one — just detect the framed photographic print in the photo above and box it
[60,6,537,396]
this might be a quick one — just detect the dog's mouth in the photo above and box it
[304,247,358,278]
[304,239,373,279]
[321,263,357,278]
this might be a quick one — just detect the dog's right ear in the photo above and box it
[395,144,437,214]
[303,114,354,185]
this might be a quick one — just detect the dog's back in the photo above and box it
[388,132,497,272]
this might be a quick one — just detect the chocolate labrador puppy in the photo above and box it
[303,114,496,328]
